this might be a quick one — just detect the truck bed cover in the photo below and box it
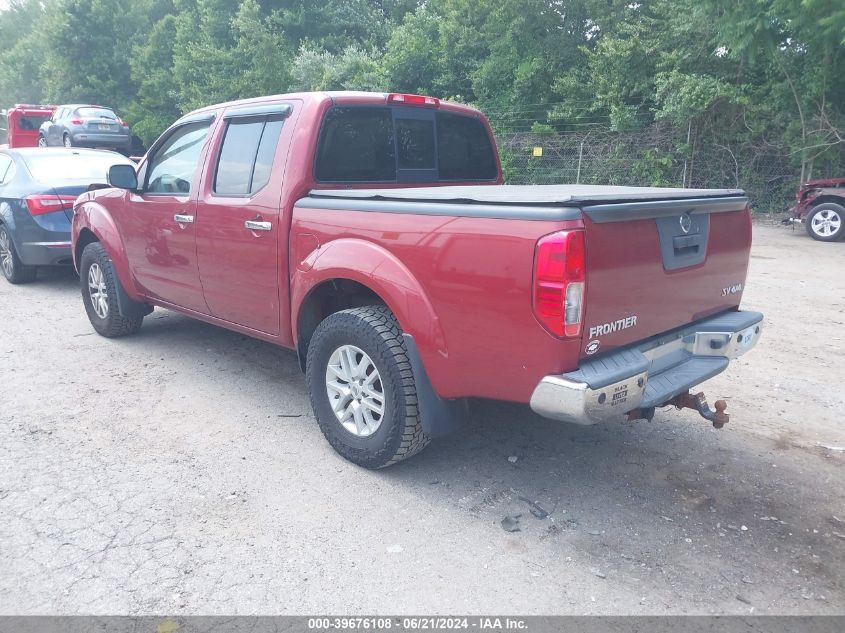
[308,184,745,206]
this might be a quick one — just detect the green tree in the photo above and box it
[40,0,153,110]
[291,45,385,91]
[0,0,54,104]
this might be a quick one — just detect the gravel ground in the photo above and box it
[0,221,843,615]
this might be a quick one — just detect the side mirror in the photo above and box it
[108,164,138,190]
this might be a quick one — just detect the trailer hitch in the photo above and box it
[626,392,729,427]
[667,391,729,428]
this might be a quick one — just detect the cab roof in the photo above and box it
[178,91,483,122]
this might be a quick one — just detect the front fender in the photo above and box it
[291,237,449,382]
[73,194,141,302]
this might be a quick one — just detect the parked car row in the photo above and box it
[2,103,134,155]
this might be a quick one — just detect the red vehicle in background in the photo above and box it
[0,104,56,149]
[787,177,845,242]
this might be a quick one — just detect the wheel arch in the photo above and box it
[291,238,449,381]
[295,277,386,371]
[809,195,845,210]
[73,201,141,301]
[73,227,99,270]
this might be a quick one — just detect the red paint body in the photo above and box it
[72,92,753,405]
[1,104,56,148]
[788,177,845,219]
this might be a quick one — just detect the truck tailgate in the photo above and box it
[579,196,751,357]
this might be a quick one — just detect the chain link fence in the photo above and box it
[492,124,834,214]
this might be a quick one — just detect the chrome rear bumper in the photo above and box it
[530,310,764,425]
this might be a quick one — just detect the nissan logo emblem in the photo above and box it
[679,213,693,234]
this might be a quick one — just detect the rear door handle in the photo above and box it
[174,214,194,224]
[244,220,272,232]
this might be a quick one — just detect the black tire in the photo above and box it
[0,224,37,284]
[805,202,845,242]
[62,133,72,148]
[79,242,144,337]
[37,135,47,148]
[306,305,430,469]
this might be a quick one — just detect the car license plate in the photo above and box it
[98,123,110,130]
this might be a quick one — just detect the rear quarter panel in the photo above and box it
[291,206,583,401]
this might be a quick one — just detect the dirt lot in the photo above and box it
[0,221,843,615]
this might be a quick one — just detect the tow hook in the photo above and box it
[667,391,729,428]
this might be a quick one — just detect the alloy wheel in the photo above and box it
[325,344,386,437]
[810,209,842,238]
[87,262,109,319]
[0,229,13,278]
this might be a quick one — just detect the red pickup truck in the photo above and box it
[71,91,763,468]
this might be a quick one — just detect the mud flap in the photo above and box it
[113,276,153,320]
[402,334,466,437]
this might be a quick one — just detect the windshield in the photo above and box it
[76,108,117,120]
[23,152,131,183]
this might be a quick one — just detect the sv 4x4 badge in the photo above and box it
[585,340,601,355]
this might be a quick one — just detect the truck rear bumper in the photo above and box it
[530,310,764,425]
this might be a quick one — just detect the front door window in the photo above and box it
[145,122,210,195]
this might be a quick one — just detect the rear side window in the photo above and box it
[214,116,284,196]
[315,106,497,183]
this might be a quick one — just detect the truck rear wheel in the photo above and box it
[80,242,144,337]
[806,202,845,241]
[305,305,430,468]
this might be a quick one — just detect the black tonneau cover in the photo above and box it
[308,184,745,206]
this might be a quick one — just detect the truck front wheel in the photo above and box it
[79,242,144,337]
[305,305,431,468]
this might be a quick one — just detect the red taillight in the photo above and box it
[533,230,586,338]
[25,194,77,216]
[387,93,440,107]
[70,118,83,125]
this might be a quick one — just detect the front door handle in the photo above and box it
[174,214,194,224]
[244,220,272,232]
